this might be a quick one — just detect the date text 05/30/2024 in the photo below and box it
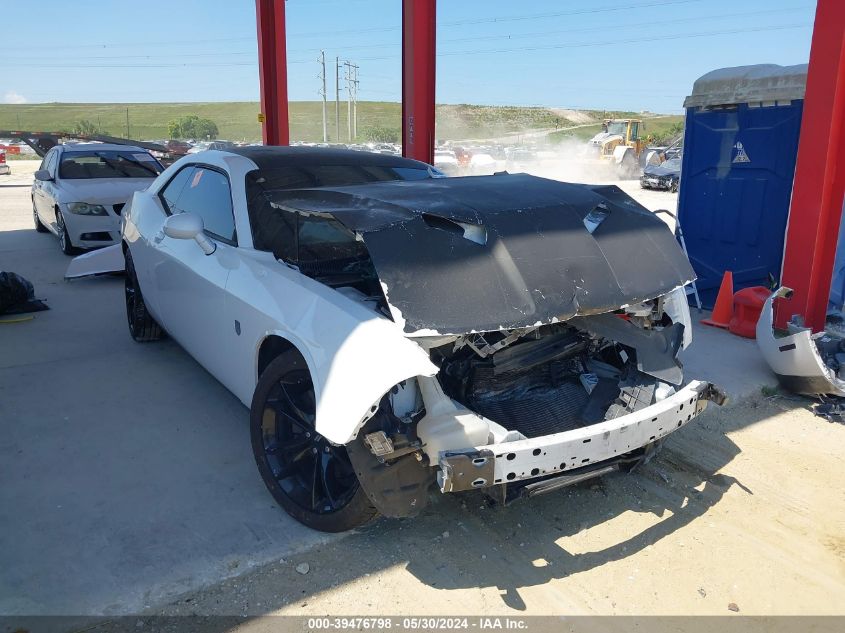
[307,617,528,630]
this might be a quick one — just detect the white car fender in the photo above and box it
[226,252,439,446]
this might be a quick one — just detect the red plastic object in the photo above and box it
[701,271,734,328]
[729,286,771,338]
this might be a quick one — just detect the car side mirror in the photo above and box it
[34,169,52,182]
[163,212,216,255]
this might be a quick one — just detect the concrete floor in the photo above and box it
[0,164,329,615]
[0,161,776,616]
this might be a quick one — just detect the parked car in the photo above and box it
[70,146,723,532]
[469,152,498,175]
[32,143,164,254]
[640,157,682,192]
[0,150,9,175]
[164,139,192,156]
[433,149,460,175]
[186,141,211,154]
[505,148,536,172]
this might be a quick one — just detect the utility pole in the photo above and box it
[125,107,130,139]
[351,64,359,140]
[335,57,341,142]
[343,61,352,142]
[318,50,327,143]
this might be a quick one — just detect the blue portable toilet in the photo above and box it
[677,64,807,307]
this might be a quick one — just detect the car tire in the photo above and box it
[33,201,48,233]
[125,248,164,342]
[250,351,378,532]
[56,209,77,255]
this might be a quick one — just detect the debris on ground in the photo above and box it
[728,602,740,612]
[0,271,49,315]
[812,397,845,423]
[295,563,310,575]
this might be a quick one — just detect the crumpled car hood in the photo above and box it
[643,163,680,177]
[273,174,696,336]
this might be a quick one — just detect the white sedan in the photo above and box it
[71,146,723,532]
[32,143,163,254]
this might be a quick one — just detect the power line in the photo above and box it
[6,5,809,62]
[285,0,710,37]
[432,22,812,58]
[12,0,712,51]
[348,23,812,62]
[8,21,812,70]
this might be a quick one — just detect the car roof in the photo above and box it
[60,142,149,153]
[227,145,430,170]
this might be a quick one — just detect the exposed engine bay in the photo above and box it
[343,295,723,520]
[433,304,682,440]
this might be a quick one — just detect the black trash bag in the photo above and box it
[0,272,49,315]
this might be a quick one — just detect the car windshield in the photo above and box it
[663,158,682,170]
[248,163,433,192]
[59,150,163,179]
[246,162,435,284]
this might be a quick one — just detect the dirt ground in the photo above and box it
[147,396,845,620]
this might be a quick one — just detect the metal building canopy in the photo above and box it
[683,63,808,109]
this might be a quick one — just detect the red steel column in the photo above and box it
[255,0,289,146]
[402,0,436,164]
[779,0,845,329]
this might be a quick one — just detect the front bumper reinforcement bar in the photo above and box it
[437,380,725,493]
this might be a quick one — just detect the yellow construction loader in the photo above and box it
[584,118,657,178]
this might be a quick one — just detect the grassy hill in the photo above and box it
[0,101,681,143]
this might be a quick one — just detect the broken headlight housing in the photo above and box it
[68,202,108,216]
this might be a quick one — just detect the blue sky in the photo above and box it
[1,0,817,112]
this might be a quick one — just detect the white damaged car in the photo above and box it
[71,146,725,532]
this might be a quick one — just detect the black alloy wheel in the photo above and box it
[250,352,377,532]
[124,248,163,342]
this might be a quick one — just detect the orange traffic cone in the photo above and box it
[701,271,734,328]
